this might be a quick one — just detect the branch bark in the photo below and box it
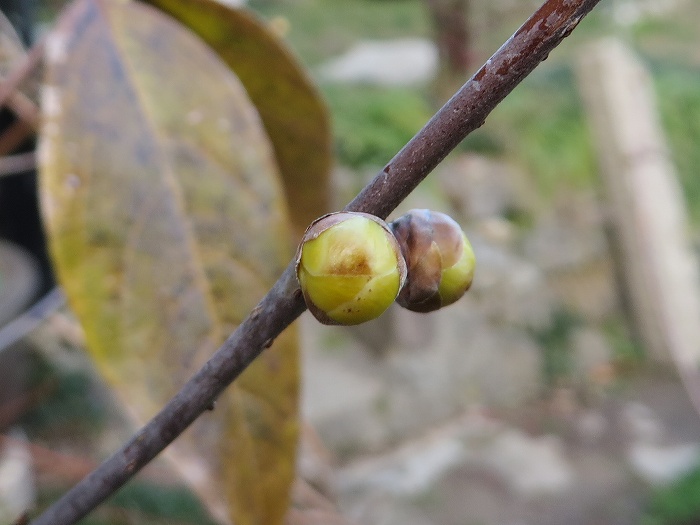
[0,35,44,110]
[30,0,601,523]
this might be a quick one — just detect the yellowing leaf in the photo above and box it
[145,0,333,235]
[39,1,298,524]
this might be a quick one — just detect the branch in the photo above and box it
[0,152,36,178]
[30,0,601,523]
[0,35,44,111]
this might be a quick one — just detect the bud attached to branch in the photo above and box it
[390,209,475,313]
[295,212,407,325]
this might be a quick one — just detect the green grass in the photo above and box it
[642,464,700,525]
[246,0,700,225]
[247,1,700,231]
[322,84,433,168]
[105,482,218,525]
[38,481,218,525]
[248,0,431,65]
[603,316,646,369]
[487,65,598,199]
[21,350,218,525]
[321,82,504,170]
[532,309,581,387]
[19,349,107,442]
[652,61,700,225]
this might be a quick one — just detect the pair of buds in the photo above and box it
[295,209,476,325]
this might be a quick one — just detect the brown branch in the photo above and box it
[0,119,35,156]
[6,90,41,129]
[29,0,601,523]
[0,434,179,486]
[0,380,56,430]
[0,36,45,111]
[0,151,36,177]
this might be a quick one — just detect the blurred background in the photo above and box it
[2,0,700,524]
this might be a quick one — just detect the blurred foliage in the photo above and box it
[489,66,598,198]
[39,481,218,525]
[642,464,700,525]
[250,0,700,234]
[248,0,430,65]
[653,62,700,225]
[532,309,581,387]
[603,315,646,370]
[22,365,106,439]
[17,347,106,442]
[322,83,503,169]
[13,346,217,525]
[323,84,431,168]
[103,483,217,525]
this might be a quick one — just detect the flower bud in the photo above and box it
[390,209,475,313]
[295,212,407,325]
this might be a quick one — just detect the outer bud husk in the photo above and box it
[390,209,475,313]
[295,212,407,325]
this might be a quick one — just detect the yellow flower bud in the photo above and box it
[295,212,407,325]
[390,209,475,312]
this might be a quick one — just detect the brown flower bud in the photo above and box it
[390,209,475,312]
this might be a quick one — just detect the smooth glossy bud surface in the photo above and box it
[296,212,407,325]
[390,209,475,312]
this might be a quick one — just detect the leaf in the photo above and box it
[144,0,333,235]
[39,1,299,524]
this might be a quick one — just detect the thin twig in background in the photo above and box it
[0,34,43,157]
[0,119,34,156]
[5,90,40,129]
[0,35,45,111]
[0,380,55,430]
[0,434,182,485]
[0,151,36,177]
[30,0,602,523]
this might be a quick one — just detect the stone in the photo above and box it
[379,307,542,440]
[300,313,387,453]
[0,431,35,525]
[297,424,336,498]
[523,194,608,272]
[474,217,518,246]
[336,433,465,495]
[546,259,619,322]
[0,240,41,329]
[611,0,685,26]
[342,491,437,525]
[622,402,665,444]
[300,294,542,456]
[318,38,438,87]
[575,409,609,446]
[477,429,575,495]
[391,305,436,352]
[334,409,496,489]
[469,234,554,330]
[342,309,398,357]
[628,442,700,485]
[571,327,614,383]
[438,154,521,222]
[522,192,618,321]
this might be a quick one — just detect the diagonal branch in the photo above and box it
[0,35,45,110]
[30,0,601,523]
